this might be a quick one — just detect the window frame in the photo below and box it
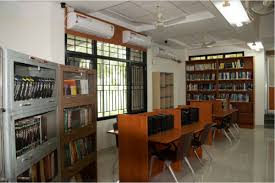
[65,34,147,121]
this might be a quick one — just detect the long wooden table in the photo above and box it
[212,109,238,119]
[147,122,211,145]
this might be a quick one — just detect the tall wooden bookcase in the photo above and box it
[186,56,254,128]
[152,72,174,109]
[58,65,97,181]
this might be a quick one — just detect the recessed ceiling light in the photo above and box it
[247,42,264,51]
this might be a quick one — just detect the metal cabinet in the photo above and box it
[1,46,59,181]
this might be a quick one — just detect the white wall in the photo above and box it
[188,45,265,126]
[0,2,65,64]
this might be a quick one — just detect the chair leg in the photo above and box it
[201,146,212,162]
[149,155,157,178]
[165,161,179,182]
[235,122,241,131]
[193,149,203,165]
[212,128,216,143]
[222,129,232,144]
[184,156,196,177]
[232,123,239,134]
[228,128,236,139]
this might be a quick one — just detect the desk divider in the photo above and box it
[118,101,213,182]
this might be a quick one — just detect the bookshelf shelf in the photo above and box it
[187,90,216,93]
[186,69,216,73]
[186,80,216,83]
[59,65,97,181]
[62,152,97,180]
[62,125,96,144]
[218,68,253,71]
[186,56,254,128]
[153,72,174,109]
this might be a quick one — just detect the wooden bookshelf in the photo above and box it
[58,65,97,181]
[186,56,254,128]
[152,72,174,109]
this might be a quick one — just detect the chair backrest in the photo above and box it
[231,111,238,123]
[200,123,213,145]
[176,132,193,160]
[113,122,118,130]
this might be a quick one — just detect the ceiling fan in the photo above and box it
[190,36,216,48]
[245,0,274,16]
[132,3,187,31]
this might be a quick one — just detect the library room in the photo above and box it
[0,0,274,182]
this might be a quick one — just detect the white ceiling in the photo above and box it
[65,0,274,50]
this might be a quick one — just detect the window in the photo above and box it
[65,34,147,120]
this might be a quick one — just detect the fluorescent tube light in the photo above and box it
[212,0,251,27]
[247,42,264,51]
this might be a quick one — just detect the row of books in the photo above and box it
[187,94,215,101]
[14,75,55,101]
[186,63,216,71]
[68,163,96,182]
[64,136,95,167]
[160,73,173,87]
[218,71,252,80]
[219,59,244,69]
[218,83,253,90]
[187,83,215,91]
[160,97,173,109]
[218,93,250,102]
[181,108,199,125]
[148,114,174,136]
[15,115,47,157]
[64,107,89,133]
[186,73,215,81]
[64,79,89,96]
[17,151,57,182]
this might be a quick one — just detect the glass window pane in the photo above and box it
[66,34,93,54]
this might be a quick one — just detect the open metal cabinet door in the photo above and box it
[0,47,5,181]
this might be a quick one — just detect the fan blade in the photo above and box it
[166,38,191,48]
[163,14,186,26]
[204,40,216,46]
[136,24,157,32]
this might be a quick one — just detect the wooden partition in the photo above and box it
[118,110,181,182]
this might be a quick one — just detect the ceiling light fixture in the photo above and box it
[247,41,264,51]
[212,0,251,27]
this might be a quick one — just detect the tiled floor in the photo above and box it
[97,127,274,182]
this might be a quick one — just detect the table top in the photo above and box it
[107,129,119,135]
[148,128,182,144]
[212,109,238,118]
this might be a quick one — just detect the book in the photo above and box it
[64,136,95,167]
[64,107,89,132]
[64,79,89,96]
[15,115,42,157]
[14,75,55,101]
